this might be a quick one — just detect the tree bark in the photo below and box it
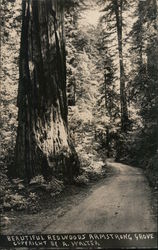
[14,0,79,182]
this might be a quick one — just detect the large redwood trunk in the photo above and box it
[15,0,79,182]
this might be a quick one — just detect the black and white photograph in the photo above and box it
[0,0,158,249]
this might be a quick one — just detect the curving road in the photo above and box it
[43,162,157,233]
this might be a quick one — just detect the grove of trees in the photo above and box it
[0,0,157,212]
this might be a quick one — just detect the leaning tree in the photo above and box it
[15,0,79,182]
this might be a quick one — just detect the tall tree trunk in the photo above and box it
[146,0,158,127]
[14,0,79,182]
[104,68,111,157]
[114,0,128,132]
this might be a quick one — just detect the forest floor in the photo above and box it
[1,160,157,234]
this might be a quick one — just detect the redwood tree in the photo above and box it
[15,0,79,182]
[98,0,129,132]
[114,0,128,132]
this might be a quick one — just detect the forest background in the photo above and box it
[0,0,158,213]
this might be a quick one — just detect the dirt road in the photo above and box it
[43,162,157,233]
[1,162,157,234]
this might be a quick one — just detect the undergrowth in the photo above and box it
[0,174,65,214]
